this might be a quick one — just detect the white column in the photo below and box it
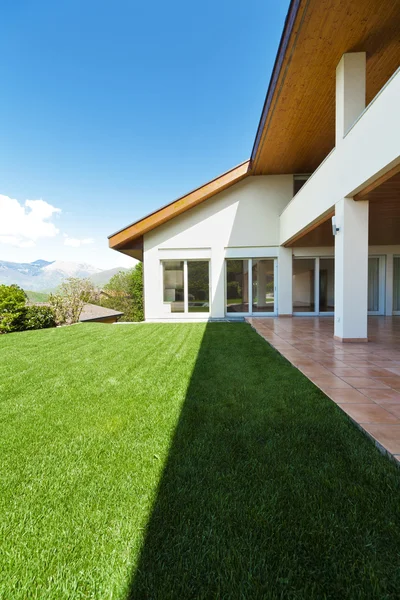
[210,247,226,318]
[336,52,366,145]
[278,247,293,316]
[334,197,369,341]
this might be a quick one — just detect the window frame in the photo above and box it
[292,256,336,316]
[368,255,386,316]
[161,259,211,316]
[225,258,277,317]
[394,255,400,316]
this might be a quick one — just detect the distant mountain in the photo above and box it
[90,267,129,287]
[0,260,128,291]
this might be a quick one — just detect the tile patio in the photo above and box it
[246,316,400,464]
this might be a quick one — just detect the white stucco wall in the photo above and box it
[143,175,293,320]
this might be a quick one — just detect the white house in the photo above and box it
[109,0,400,342]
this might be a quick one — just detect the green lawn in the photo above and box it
[1,323,400,599]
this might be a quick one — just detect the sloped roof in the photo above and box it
[109,0,400,251]
[79,303,123,322]
[108,160,250,251]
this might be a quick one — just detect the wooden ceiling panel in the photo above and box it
[290,174,400,247]
[355,172,400,203]
[291,220,334,247]
[370,199,400,245]
[252,0,400,175]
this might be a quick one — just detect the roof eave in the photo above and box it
[250,0,302,166]
[108,159,251,250]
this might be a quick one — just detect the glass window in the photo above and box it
[226,260,249,313]
[252,259,274,313]
[319,258,334,312]
[394,257,400,313]
[188,261,209,313]
[293,175,310,196]
[368,257,380,312]
[293,258,315,312]
[163,261,184,313]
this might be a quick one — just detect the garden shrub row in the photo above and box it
[0,285,56,334]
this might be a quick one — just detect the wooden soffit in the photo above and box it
[108,160,250,249]
[251,0,400,175]
[354,163,400,201]
[290,179,400,247]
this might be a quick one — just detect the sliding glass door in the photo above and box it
[162,260,210,315]
[394,257,400,315]
[319,258,335,313]
[226,260,249,313]
[252,259,275,313]
[293,258,316,313]
[291,256,386,316]
[187,261,210,313]
[226,258,276,316]
[293,257,334,315]
[368,256,385,315]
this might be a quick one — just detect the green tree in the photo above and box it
[100,263,144,321]
[0,284,26,313]
[0,285,55,333]
[131,262,144,321]
[49,277,98,325]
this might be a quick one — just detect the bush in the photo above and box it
[0,284,56,333]
[0,310,26,333]
[0,305,56,334]
[0,284,26,313]
[23,306,56,330]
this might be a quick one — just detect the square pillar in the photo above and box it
[278,247,293,316]
[334,197,369,342]
[210,247,226,318]
[336,53,366,145]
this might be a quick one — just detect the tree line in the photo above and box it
[0,263,144,333]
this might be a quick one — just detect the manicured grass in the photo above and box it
[1,323,400,599]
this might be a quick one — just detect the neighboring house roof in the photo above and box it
[79,303,124,323]
[109,0,400,254]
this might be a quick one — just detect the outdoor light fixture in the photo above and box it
[331,216,339,236]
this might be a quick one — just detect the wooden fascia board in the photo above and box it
[108,161,250,249]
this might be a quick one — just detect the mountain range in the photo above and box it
[0,259,128,291]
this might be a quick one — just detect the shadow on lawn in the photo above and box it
[127,323,400,599]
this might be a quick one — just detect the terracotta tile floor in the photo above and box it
[246,316,400,463]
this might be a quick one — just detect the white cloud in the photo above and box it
[0,194,61,248]
[63,235,94,248]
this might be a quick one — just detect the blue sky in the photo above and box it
[0,0,289,269]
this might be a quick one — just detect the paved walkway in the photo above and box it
[246,316,400,463]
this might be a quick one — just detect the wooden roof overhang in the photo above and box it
[108,160,250,256]
[110,0,400,255]
[251,0,400,175]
